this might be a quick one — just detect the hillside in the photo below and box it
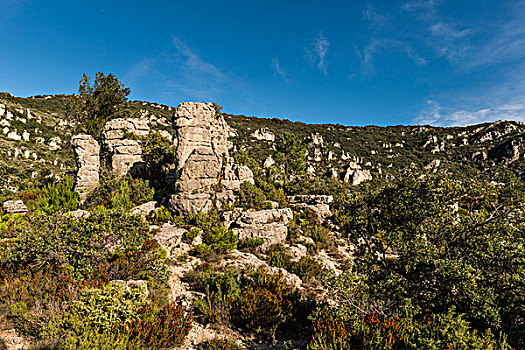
[1,90,524,350]
[2,92,525,193]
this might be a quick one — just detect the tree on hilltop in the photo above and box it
[67,71,131,138]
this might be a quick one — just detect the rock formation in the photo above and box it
[168,102,253,215]
[102,118,149,176]
[225,208,293,250]
[251,127,275,141]
[288,195,333,219]
[343,163,372,185]
[71,134,100,201]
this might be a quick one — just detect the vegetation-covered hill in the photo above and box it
[1,75,524,349]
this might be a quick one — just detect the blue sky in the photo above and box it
[1,0,525,126]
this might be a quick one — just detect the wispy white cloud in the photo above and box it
[363,4,387,32]
[464,1,525,68]
[123,57,155,83]
[306,32,330,75]
[414,98,525,126]
[356,39,426,77]
[171,36,225,82]
[402,0,472,61]
[123,36,242,101]
[271,58,290,83]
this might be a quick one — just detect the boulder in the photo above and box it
[130,201,158,218]
[229,208,293,249]
[153,223,187,257]
[103,118,150,176]
[2,200,28,214]
[343,164,372,186]
[67,209,91,219]
[169,193,214,216]
[223,251,302,289]
[71,134,100,201]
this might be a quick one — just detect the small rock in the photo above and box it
[2,200,28,214]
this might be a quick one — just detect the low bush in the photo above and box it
[84,175,154,210]
[198,338,244,350]
[185,211,238,260]
[230,271,299,339]
[237,181,267,210]
[308,307,510,350]
[35,176,79,213]
[117,303,193,349]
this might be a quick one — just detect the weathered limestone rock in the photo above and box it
[222,159,255,191]
[71,134,100,201]
[288,195,333,219]
[130,201,158,218]
[343,163,372,185]
[48,136,61,150]
[103,118,150,176]
[287,244,308,262]
[223,251,302,289]
[153,223,187,258]
[168,102,253,215]
[264,155,275,168]
[2,200,28,214]
[7,130,21,141]
[173,102,229,173]
[229,208,293,249]
[67,209,91,219]
[170,193,214,215]
[251,127,275,141]
[0,103,5,116]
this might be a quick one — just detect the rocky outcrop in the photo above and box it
[2,200,28,214]
[488,137,525,163]
[153,223,187,258]
[226,208,293,250]
[168,103,253,215]
[222,251,302,289]
[71,134,100,201]
[343,163,372,185]
[130,201,159,218]
[288,195,333,219]
[102,118,149,176]
[251,127,275,141]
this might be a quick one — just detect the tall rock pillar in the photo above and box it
[71,134,100,201]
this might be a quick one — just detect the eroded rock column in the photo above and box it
[71,134,100,201]
[168,102,253,215]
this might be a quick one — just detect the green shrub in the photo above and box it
[185,211,238,259]
[35,176,79,213]
[193,268,241,324]
[308,307,510,350]
[150,206,173,224]
[239,237,265,249]
[0,211,150,280]
[237,181,267,210]
[71,282,148,332]
[84,175,154,211]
